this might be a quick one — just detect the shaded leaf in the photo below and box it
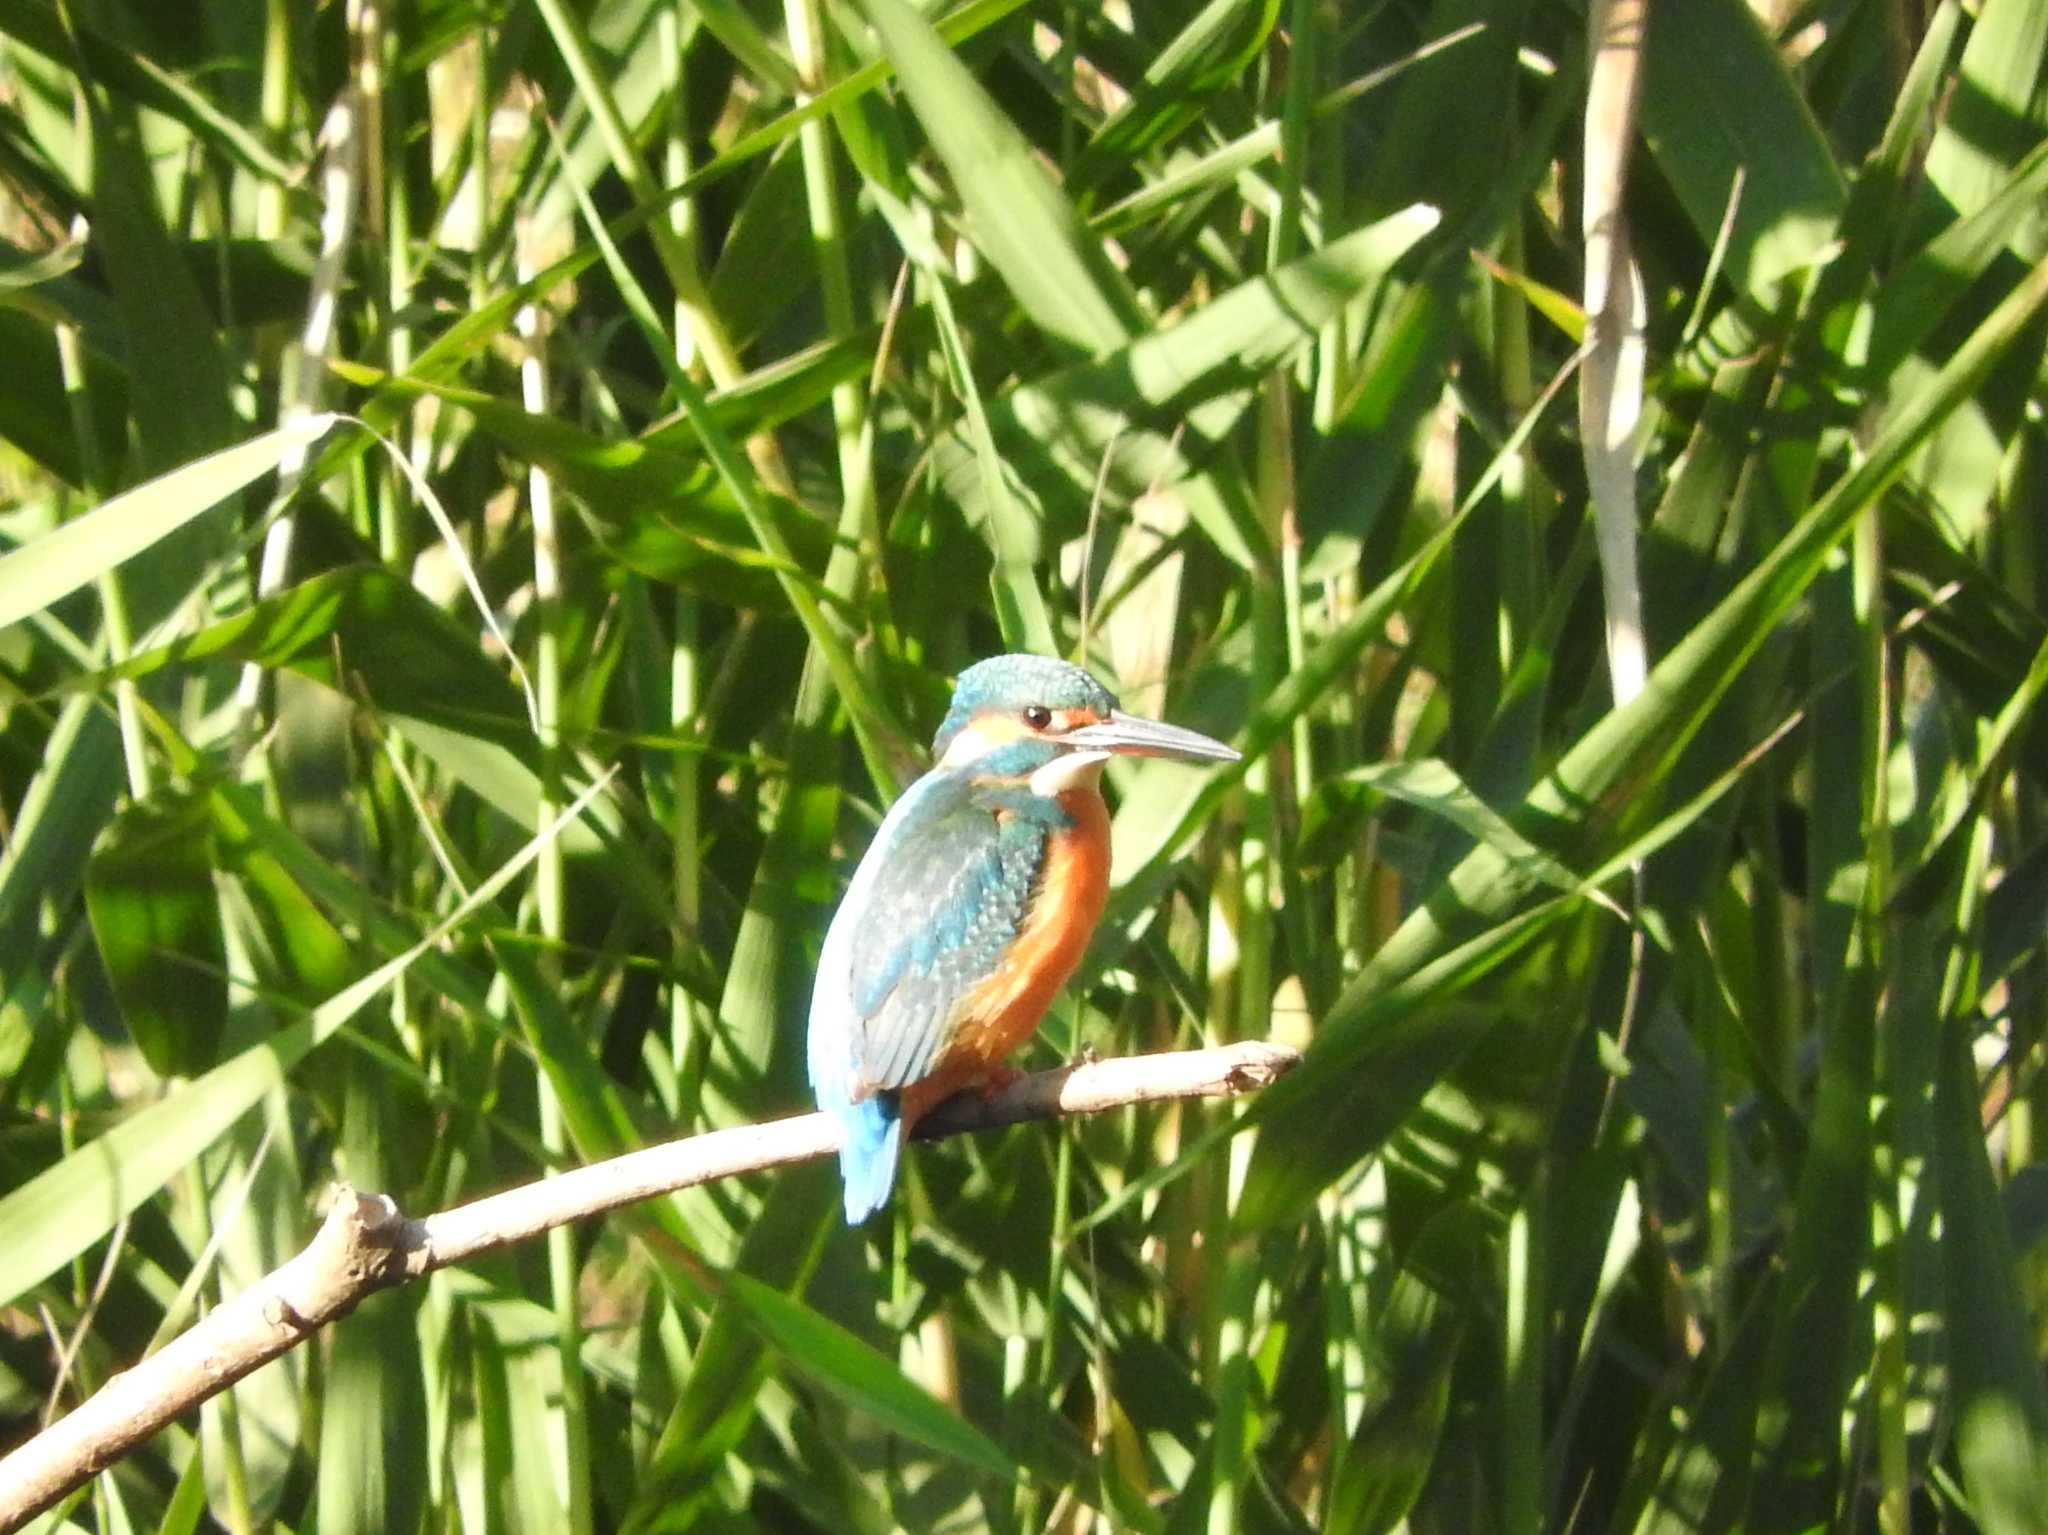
[85,789,226,1077]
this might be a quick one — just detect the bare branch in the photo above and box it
[0,1041,1298,1531]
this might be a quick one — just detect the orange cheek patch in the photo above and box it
[1049,707,1105,735]
[941,714,1030,766]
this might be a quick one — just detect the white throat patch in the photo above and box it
[1028,750,1110,798]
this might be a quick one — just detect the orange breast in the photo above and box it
[901,788,1111,1120]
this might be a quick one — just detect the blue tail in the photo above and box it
[833,1092,904,1224]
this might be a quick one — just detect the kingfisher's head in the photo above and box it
[931,654,1238,794]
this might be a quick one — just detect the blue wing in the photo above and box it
[807,769,1054,1221]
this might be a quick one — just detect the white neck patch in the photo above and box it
[1028,750,1110,799]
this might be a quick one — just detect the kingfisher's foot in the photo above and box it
[977,1064,1027,1099]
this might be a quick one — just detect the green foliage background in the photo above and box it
[2,0,2047,1530]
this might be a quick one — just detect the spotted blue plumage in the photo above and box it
[808,734,1077,1223]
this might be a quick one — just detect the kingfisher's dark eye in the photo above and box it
[1023,705,1053,730]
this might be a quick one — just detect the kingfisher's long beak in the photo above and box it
[1060,709,1241,764]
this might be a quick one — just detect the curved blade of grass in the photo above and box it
[0,696,123,961]
[1069,0,1281,196]
[318,1283,426,1535]
[1627,1277,1775,1533]
[1333,759,1579,894]
[0,0,293,184]
[1920,0,2048,237]
[1361,0,1528,229]
[1938,1014,2048,1529]
[85,85,238,520]
[679,0,800,96]
[203,784,496,1021]
[938,205,1439,543]
[84,789,228,1077]
[95,573,656,885]
[0,223,84,289]
[56,566,652,877]
[328,365,835,595]
[1088,120,1282,238]
[859,0,1141,355]
[1326,1203,1486,1534]
[1640,0,1844,298]
[723,1271,1022,1485]
[63,564,525,743]
[491,939,642,1164]
[1470,249,1586,343]
[0,414,334,632]
[629,1177,835,1528]
[927,265,1055,652]
[1866,139,2048,380]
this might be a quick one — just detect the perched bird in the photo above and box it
[807,654,1239,1223]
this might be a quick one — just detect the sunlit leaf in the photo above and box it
[0,416,334,632]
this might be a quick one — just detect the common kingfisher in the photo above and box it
[807,654,1240,1223]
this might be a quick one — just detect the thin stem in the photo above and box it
[56,323,149,799]
[660,6,710,1119]
[56,94,147,799]
[516,219,593,1535]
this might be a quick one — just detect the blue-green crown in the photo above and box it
[931,654,1118,756]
